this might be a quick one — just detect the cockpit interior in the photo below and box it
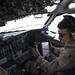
[0,0,75,75]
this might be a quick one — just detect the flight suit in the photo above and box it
[36,44,75,75]
[24,44,75,75]
[0,67,8,75]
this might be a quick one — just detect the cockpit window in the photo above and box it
[0,14,49,32]
[48,14,75,40]
[0,13,75,41]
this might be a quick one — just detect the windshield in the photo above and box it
[0,0,75,41]
[0,14,49,33]
[0,13,75,41]
[48,14,75,40]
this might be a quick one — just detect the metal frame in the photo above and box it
[44,0,75,30]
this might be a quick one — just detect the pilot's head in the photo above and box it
[57,15,75,44]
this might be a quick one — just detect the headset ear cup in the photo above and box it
[70,33,73,39]
[72,33,75,39]
[71,33,75,39]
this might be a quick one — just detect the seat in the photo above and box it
[64,67,75,75]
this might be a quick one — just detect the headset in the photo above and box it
[72,32,75,39]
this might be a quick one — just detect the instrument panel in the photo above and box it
[0,31,32,68]
[0,29,63,75]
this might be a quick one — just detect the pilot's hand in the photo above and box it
[32,45,41,59]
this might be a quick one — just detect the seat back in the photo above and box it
[64,68,75,75]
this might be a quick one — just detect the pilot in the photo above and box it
[25,15,75,75]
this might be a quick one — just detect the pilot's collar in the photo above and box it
[64,43,75,48]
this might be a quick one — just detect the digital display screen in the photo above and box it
[41,42,50,57]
